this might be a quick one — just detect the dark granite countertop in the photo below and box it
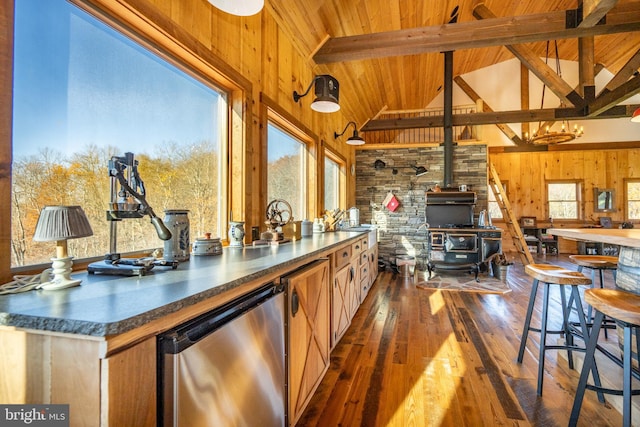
[0,232,366,337]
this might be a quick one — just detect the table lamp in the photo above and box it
[33,206,93,290]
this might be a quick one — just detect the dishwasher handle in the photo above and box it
[159,282,282,354]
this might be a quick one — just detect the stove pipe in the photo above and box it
[443,50,454,188]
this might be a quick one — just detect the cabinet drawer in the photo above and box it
[333,246,352,271]
[360,251,368,266]
[351,239,364,255]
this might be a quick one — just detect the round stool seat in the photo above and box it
[585,288,640,326]
[569,255,618,269]
[525,263,592,286]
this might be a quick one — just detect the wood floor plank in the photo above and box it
[298,254,627,426]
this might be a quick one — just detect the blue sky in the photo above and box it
[13,0,220,159]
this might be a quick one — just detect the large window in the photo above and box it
[267,122,308,222]
[12,0,227,267]
[324,152,344,212]
[547,181,581,220]
[626,179,640,221]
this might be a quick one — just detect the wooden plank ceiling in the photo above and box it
[266,0,640,143]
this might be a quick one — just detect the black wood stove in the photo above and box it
[425,191,502,280]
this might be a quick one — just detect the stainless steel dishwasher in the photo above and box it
[157,282,286,427]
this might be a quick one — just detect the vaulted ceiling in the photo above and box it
[267,0,640,141]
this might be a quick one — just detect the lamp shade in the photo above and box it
[311,75,340,113]
[632,107,640,123]
[207,0,263,16]
[33,206,93,242]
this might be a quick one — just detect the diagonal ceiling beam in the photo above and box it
[313,3,640,64]
[473,3,584,108]
[579,0,619,28]
[598,48,640,96]
[453,76,525,145]
[586,74,640,116]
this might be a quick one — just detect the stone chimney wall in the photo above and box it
[354,145,488,269]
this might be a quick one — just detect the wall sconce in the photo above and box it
[33,205,94,290]
[632,107,640,123]
[207,0,263,16]
[373,159,427,176]
[334,121,365,145]
[293,75,340,113]
[412,165,429,177]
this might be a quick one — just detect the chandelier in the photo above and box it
[525,41,585,145]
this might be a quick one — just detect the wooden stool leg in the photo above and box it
[518,279,540,363]
[569,311,604,426]
[537,282,551,395]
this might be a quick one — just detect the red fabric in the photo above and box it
[386,195,399,212]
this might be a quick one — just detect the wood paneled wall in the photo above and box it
[0,0,356,282]
[490,147,640,253]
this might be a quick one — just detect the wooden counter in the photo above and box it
[0,231,374,426]
[547,228,640,248]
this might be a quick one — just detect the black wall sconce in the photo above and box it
[334,121,364,146]
[373,159,427,176]
[293,75,340,113]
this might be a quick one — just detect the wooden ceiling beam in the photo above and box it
[453,75,525,145]
[361,105,638,131]
[586,74,640,116]
[313,3,640,64]
[579,0,619,28]
[598,48,640,96]
[473,3,584,108]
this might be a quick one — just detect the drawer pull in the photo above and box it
[291,289,299,317]
[342,251,349,258]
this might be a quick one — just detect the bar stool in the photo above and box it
[570,288,640,427]
[518,264,604,397]
[569,255,618,336]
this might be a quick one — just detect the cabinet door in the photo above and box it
[332,264,351,348]
[286,259,330,427]
[348,264,360,318]
[103,337,156,427]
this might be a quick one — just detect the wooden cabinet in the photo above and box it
[522,227,558,255]
[0,330,155,427]
[284,259,331,427]
[332,262,353,347]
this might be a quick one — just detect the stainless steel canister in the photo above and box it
[348,207,360,227]
[163,210,190,262]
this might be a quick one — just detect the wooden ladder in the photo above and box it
[488,163,534,266]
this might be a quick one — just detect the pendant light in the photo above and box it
[207,0,264,16]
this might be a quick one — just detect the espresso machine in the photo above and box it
[87,152,175,276]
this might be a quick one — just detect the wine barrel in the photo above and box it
[614,246,640,369]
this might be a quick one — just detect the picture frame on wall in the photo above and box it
[520,217,537,227]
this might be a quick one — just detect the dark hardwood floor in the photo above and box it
[297,254,629,426]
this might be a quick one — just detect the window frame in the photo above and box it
[266,109,316,222]
[323,148,347,212]
[546,179,583,221]
[6,0,251,276]
[624,178,640,223]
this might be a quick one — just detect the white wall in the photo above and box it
[426,57,640,146]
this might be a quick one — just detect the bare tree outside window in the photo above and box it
[548,182,581,219]
[626,180,640,220]
[12,0,226,267]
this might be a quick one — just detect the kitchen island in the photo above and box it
[548,227,640,295]
[0,230,376,426]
